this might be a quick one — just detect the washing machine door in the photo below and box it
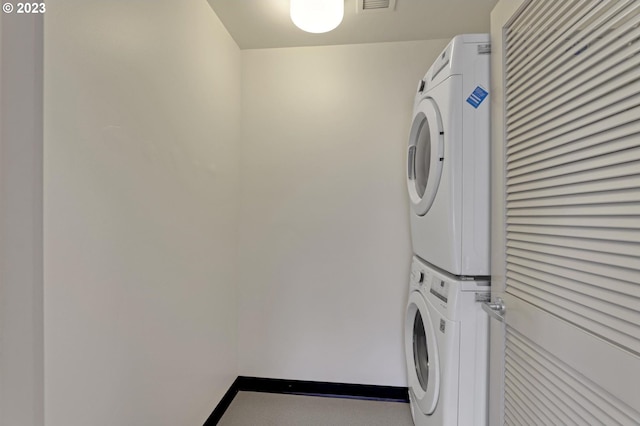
[407,97,444,216]
[405,291,440,415]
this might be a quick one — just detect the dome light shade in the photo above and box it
[290,0,344,34]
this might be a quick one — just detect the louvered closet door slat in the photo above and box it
[507,329,640,425]
[507,4,640,111]
[503,404,525,426]
[505,0,549,45]
[507,255,640,301]
[507,145,640,185]
[506,227,640,261]
[505,0,606,86]
[505,0,585,77]
[505,0,568,64]
[503,2,640,423]
[507,283,640,355]
[504,363,579,426]
[504,375,554,425]
[508,33,640,126]
[506,174,640,201]
[506,240,640,271]
[506,247,639,284]
[508,60,640,140]
[507,215,639,229]
[506,105,640,155]
[508,188,640,208]
[508,20,640,127]
[507,228,640,256]
[507,263,638,313]
[508,80,640,149]
[506,162,640,195]
[505,353,596,425]
[506,270,639,328]
[507,124,640,176]
[509,203,640,218]
[506,0,638,105]
[508,81,640,151]
[507,271,637,333]
[505,0,607,74]
[507,74,640,144]
[507,0,608,91]
[505,387,542,425]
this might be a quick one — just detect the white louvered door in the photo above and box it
[489,0,640,424]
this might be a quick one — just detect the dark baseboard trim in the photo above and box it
[235,376,410,402]
[203,376,409,425]
[202,377,241,426]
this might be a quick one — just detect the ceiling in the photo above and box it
[207,0,499,49]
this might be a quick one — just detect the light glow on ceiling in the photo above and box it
[290,0,344,34]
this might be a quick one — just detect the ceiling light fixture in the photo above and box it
[290,0,344,34]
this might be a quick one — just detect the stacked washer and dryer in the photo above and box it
[404,34,491,426]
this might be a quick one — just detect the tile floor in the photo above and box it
[217,391,414,425]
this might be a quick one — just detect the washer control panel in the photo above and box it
[430,279,449,303]
[410,264,432,287]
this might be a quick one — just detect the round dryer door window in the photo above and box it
[407,98,444,216]
[405,291,439,415]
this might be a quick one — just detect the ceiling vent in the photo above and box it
[357,0,396,14]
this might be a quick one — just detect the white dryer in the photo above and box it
[405,256,489,426]
[407,34,491,277]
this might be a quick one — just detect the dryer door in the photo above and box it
[407,98,444,216]
[405,291,440,415]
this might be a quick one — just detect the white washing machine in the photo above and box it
[407,34,491,277]
[405,256,489,426]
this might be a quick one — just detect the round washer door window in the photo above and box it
[407,98,444,216]
[405,291,440,415]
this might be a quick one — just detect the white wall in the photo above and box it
[238,40,448,386]
[0,12,44,426]
[43,1,241,425]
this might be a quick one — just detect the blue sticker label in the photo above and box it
[466,86,489,108]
